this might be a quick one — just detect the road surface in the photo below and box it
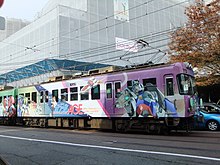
[0,126,219,165]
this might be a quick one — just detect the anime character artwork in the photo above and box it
[80,77,101,94]
[0,96,16,117]
[33,82,106,117]
[115,81,177,118]
[53,101,89,117]
[17,95,43,117]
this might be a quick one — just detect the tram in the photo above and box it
[0,62,198,133]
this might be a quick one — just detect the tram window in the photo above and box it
[18,94,24,101]
[0,96,2,103]
[70,87,78,101]
[52,89,58,102]
[143,78,157,86]
[40,91,44,103]
[92,85,100,100]
[25,93,30,102]
[80,86,89,100]
[45,91,49,103]
[31,92,37,103]
[115,82,121,98]
[61,88,68,101]
[177,74,194,95]
[166,78,174,96]
[127,80,139,90]
[127,81,132,90]
[106,83,112,99]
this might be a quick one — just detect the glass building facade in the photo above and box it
[0,0,188,75]
[0,18,30,41]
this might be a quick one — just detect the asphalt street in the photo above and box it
[0,126,220,165]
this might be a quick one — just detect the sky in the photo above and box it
[0,0,49,21]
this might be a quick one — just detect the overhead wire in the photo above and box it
[2,0,217,77]
[0,0,188,64]
[2,10,215,71]
[0,27,175,68]
[0,0,155,63]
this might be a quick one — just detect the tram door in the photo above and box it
[105,82,121,116]
[40,90,49,115]
[164,75,174,97]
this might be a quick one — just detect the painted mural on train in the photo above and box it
[0,96,16,117]
[115,80,177,118]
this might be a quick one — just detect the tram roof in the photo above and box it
[0,59,110,84]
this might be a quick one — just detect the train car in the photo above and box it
[0,62,198,133]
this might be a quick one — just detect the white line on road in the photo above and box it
[0,129,18,133]
[0,134,220,161]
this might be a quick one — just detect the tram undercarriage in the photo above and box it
[0,116,194,134]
